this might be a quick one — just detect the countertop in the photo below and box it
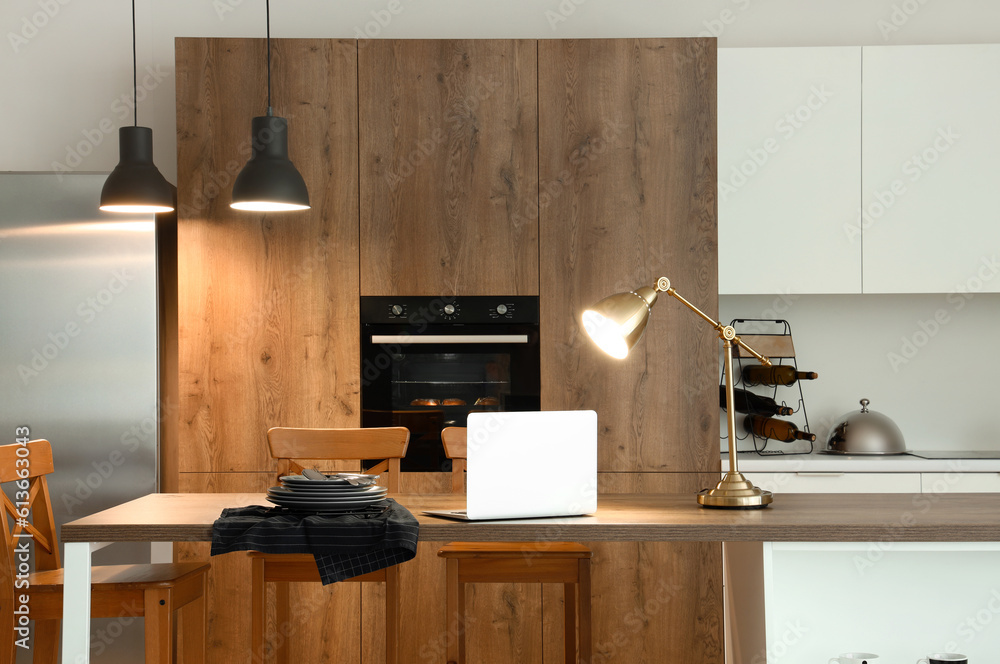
[722,450,1000,473]
[61,492,1000,543]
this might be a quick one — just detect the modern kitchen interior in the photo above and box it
[2,2,1000,664]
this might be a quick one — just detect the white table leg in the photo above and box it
[150,541,173,563]
[62,541,110,664]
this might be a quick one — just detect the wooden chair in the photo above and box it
[0,440,208,664]
[437,427,592,664]
[250,426,410,664]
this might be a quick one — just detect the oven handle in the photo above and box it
[371,334,530,344]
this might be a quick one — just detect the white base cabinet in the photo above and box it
[725,472,1000,664]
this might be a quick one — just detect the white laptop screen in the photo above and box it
[465,410,597,520]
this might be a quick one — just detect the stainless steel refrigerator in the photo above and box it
[0,173,158,662]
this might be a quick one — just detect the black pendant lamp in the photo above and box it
[100,0,174,213]
[230,0,310,212]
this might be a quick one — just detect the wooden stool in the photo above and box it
[438,427,593,664]
[437,541,592,664]
[249,426,409,664]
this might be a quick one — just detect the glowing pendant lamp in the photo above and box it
[100,0,175,213]
[230,0,310,212]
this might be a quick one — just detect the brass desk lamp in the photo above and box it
[582,276,773,508]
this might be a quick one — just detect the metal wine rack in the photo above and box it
[720,318,814,456]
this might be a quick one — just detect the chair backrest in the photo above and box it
[440,427,467,494]
[266,427,410,492]
[0,440,61,574]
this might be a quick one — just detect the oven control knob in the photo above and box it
[390,304,404,316]
[443,304,456,315]
[496,304,508,316]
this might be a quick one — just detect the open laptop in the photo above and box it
[424,410,598,521]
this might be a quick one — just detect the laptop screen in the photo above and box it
[465,410,598,520]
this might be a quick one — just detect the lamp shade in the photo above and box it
[230,116,310,212]
[99,126,175,213]
[581,286,659,359]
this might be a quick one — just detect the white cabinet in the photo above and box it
[747,471,920,494]
[718,47,862,294]
[860,44,1000,293]
[922,472,1000,493]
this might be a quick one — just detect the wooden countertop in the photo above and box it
[60,492,1000,543]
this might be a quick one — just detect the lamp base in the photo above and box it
[697,471,773,509]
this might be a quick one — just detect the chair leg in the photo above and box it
[33,619,60,664]
[384,565,400,664]
[251,556,266,664]
[563,582,577,664]
[144,587,174,663]
[577,559,592,664]
[274,580,291,664]
[180,575,207,664]
[445,559,465,664]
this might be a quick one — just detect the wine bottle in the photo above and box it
[720,385,793,417]
[743,414,816,442]
[740,364,818,387]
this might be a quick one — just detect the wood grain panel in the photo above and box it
[175,38,360,473]
[178,472,361,664]
[359,39,539,296]
[538,38,719,473]
[542,472,723,664]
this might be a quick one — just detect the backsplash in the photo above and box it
[719,293,1000,453]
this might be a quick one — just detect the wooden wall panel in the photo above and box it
[359,39,539,296]
[538,38,719,473]
[542,472,724,664]
[175,38,360,473]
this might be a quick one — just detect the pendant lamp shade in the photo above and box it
[230,115,310,211]
[100,126,175,213]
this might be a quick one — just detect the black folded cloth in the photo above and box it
[210,498,419,585]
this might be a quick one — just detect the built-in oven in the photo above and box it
[360,295,540,471]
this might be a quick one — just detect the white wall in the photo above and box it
[4,0,999,451]
[4,0,1000,178]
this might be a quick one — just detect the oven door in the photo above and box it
[361,325,540,471]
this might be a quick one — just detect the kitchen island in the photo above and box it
[60,492,1000,663]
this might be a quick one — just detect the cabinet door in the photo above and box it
[746,471,921,494]
[539,38,719,473]
[359,40,538,296]
[718,47,862,294]
[922,472,1000,493]
[862,44,1000,293]
[176,38,360,473]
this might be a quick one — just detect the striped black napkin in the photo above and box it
[210,499,419,584]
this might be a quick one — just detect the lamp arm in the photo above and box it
[653,277,771,367]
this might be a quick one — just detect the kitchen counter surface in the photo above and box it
[62,491,1000,543]
[722,450,1000,473]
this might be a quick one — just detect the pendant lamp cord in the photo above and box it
[131,0,137,126]
[266,0,272,116]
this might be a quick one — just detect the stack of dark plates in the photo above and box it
[266,472,388,513]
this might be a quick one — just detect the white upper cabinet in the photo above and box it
[718,47,862,295]
[862,44,1000,293]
